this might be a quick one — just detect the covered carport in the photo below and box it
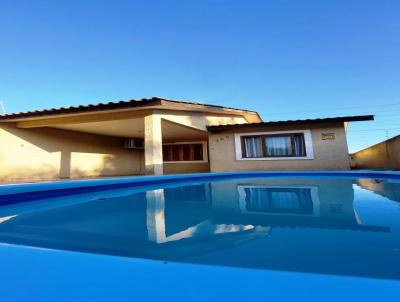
[0,98,258,181]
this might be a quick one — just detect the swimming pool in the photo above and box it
[0,171,399,301]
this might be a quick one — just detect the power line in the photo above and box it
[375,112,400,117]
[347,127,400,132]
[269,112,400,122]
[266,101,400,116]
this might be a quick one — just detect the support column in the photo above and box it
[146,189,166,243]
[144,113,163,175]
[59,150,71,179]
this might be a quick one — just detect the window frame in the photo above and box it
[234,130,314,161]
[162,141,208,163]
[237,185,320,217]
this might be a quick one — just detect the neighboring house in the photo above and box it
[0,97,373,182]
[350,135,400,170]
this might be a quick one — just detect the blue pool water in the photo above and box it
[0,174,399,281]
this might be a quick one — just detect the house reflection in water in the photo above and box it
[146,188,269,245]
[239,185,318,216]
[356,178,400,203]
[210,178,386,232]
[0,178,397,280]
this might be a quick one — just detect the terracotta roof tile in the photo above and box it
[207,115,374,132]
[0,97,259,120]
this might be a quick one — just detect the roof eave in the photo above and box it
[0,97,260,122]
[207,115,375,133]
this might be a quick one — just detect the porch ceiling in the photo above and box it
[52,118,144,138]
[51,118,207,141]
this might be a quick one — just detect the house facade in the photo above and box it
[0,97,373,182]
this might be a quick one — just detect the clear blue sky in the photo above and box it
[1,0,399,152]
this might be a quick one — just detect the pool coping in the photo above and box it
[1,170,400,206]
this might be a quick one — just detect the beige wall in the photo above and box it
[209,122,350,172]
[0,110,250,180]
[0,114,352,181]
[0,123,144,182]
[163,162,210,174]
[350,135,400,170]
[158,110,247,131]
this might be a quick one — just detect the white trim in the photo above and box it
[234,129,314,161]
[237,185,320,217]
[162,141,208,163]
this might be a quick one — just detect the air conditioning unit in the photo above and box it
[124,138,144,149]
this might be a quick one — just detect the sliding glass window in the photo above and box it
[163,143,204,162]
[241,133,306,158]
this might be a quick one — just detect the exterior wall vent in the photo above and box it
[124,138,144,149]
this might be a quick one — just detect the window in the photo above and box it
[163,143,205,162]
[237,185,320,216]
[241,133,306,158]
[243,187,314,215]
